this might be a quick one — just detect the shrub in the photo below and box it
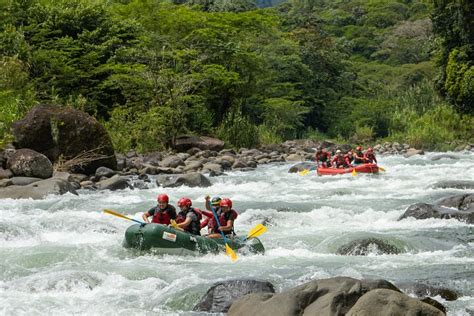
[217,107,259,148]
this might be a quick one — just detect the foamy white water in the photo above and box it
[1,152,473,315]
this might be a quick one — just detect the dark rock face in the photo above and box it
[396,282,459,301]
[0,168,13,179]
[12,104,116,175]
[96,175,131,191]
[193,279,275,313]
[436,194,474,212]
[287,162,316,173]
[0,178,77,199]
[173,135,225,152]
[398,201,474,224]
[430,154,460,161]
[430,180,474,190]
[156,173,211,188]
[346,289,445,316]
[7,149,53,179]
[228,277,400,316]
[337,238,402,255]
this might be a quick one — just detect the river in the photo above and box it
[1,152,473,315]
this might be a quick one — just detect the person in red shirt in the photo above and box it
[142,194,177,225]
[332,150,352,168]
[364,147,377,164]
[207,198,238,239]
[315,147,332,168]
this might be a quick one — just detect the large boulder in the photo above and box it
[7,149,53,179]
[288,162,317,173]
[346,289,444,316]
[12,104,116,175]
[228,277,400,316]
[430,180,474,190]
[173,135,225,152]
[436,193,474,212]
[0,178,77,199]
[396,282,459,301]
[398,202,473,224]
[194,280,275,313]
[96,175,131,191]
[337,238,402,255]
[156,173,211,188]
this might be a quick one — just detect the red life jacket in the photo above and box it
[209,209,238,235]
[151,205,176,225]
[316,151,331,162]
[364,152,377,163]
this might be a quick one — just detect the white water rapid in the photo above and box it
[1,152,473,315]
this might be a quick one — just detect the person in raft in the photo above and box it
[142,194,177,225]
[353,146,367,165]
[364,147,378,164]
[175,197,202,235]
[315,146,331,168]
[345,150,354,165]
[200,196,222,229]
[206,198,238,239]
[332,149,352,168]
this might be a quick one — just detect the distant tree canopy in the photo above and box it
[0,0,472,151]
[432,0,474,114]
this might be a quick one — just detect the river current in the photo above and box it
[1,152,473,315]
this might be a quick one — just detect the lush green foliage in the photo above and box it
[432,0,474,114]
[0,0,472,152]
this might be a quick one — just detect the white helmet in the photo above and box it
[336,149,342,154]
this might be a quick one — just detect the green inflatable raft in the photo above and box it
[123,223,265,256]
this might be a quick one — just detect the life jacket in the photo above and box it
[344,153,354,163]
[353,150,365,163]
[332,155,348,168]
[209,209,238,235]
[176,207,202,235]
[364,152,377,163]
[151,205,176,225]
[316,151,331,162]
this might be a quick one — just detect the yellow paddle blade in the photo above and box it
[299,169,310,176]
[379,166,386,172]
[170,219,179,229]
[351,168,357,176]
[104,209,132,221]
[225,243,237,262]
[247,223,267,239]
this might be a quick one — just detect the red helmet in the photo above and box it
[220,198,232,208]
[367,147,373,152]
[157,194,169,203]
[356,146,362,151]
[178,197,192,208]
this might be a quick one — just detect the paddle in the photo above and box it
[245,223,267,240]
[170,219,182,230]
[379,166,386,171]
[351,168,357,176]
[104,209,145,225]
[210,204,237,262]
[298,164,318,176]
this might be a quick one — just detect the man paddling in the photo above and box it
[142,194,177,225]
[206,198,238,239]
[315,146,331,168]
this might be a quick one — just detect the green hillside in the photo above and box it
[0,0,472,151]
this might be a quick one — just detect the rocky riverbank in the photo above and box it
[1,104,473,200]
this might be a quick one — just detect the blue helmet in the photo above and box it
[211,196,222,206]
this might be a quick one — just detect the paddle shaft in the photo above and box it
[104,209,145,225]
[209,204,229,244]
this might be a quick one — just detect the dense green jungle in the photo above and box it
[0,0,473,152]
